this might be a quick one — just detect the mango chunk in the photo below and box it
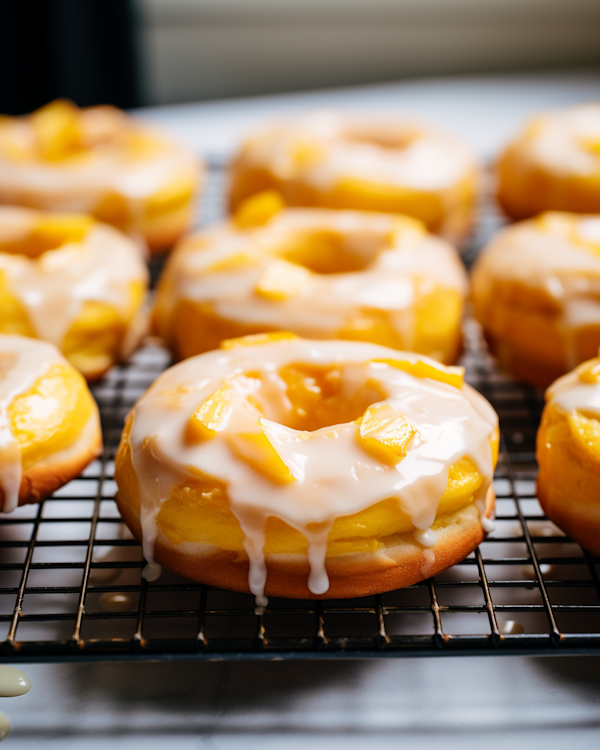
[387,215,426,245]
[374,357,464,389]
[0,214,93,259]
[357,404,417,465]
[578,357,600,384]
[186,387,233,442]
[30,100,84,161]
[234,190,284,229]
[228,429,296,485]
[221,331,298,350]
[255,259,311,300]
[290,140,324,168]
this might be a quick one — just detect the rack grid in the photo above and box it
[1,159,599,663]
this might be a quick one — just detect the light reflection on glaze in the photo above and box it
[0,335,63,513]
[0,665,31,697]
[126,340,497,603]
[547,365,600,416]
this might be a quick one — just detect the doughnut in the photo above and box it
[0,99,202,253]
[115,334,498,601]
[472,211,600,387]
[0,206,149,380]
[498,104,600,219]
[153,195,468,364]
[229,111,478,244]
[537,352,600,555]
[0,334,101,513]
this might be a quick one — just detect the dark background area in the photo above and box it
[0,0,140,115]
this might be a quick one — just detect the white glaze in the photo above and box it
[0,335,64,513]
[125,339,497,601]
[236,111,475,193]
[472,214,600,370]
[0,713,8,742]
[0,665,31,697]
[547,363,600,416]
[523,104,600,178]
[157,208,467,353]
[0,207,149,350]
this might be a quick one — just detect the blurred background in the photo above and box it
[1,0,599,114]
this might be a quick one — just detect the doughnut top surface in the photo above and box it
[126,335,497,601]
[236,110,475,191]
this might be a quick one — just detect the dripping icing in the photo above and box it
[127,340,497,601]
[0,336,62,513]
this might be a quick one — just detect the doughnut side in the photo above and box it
[117,485,494,599]
[0,411,102,511]
[537,402,600,556]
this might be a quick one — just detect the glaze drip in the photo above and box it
[0,336,62,513]
[127,339,497,602]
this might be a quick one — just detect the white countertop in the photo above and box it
[5,71,600,748]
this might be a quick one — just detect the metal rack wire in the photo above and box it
[1,159,599,663]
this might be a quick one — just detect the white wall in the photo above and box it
[137,0,600,105]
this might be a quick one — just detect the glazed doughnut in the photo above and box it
[0,334,101,513]
[0,207,149,380]
[115,334,498,601]
[472,211,600,387]
[0,99,202,252]
[229,111,478,244]
[537,352,600,555]
[153,195,468,364]
[498,103,600,219]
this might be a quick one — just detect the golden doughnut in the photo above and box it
[498,103,600,219]
[0,207,149,380]
[0,99,202,253]
[0,334,101,513]
[229,111,478,244]
[115,334,498,601]
[472,211,600,387]
[537,352,600,555]
[153,193,468,364]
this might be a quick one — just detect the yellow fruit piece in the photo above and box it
[356,404,417,465]
[30,99,84,161]
[207,252,258,273]
[374,357,464,389]
[387,215,426,244]
[145,177,194,220]
[255,259,311,300]
[291,140,324,167]
[221,331,298,350]
[9,363,94,469]
[228,428,296,485]
[234,190,284,229]
[577,356,600,384]
[0,214,93,259]
[186,387,233,442]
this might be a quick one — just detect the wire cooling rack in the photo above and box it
[1,159,600,663]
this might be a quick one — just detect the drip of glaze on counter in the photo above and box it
[0,665,32,743]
